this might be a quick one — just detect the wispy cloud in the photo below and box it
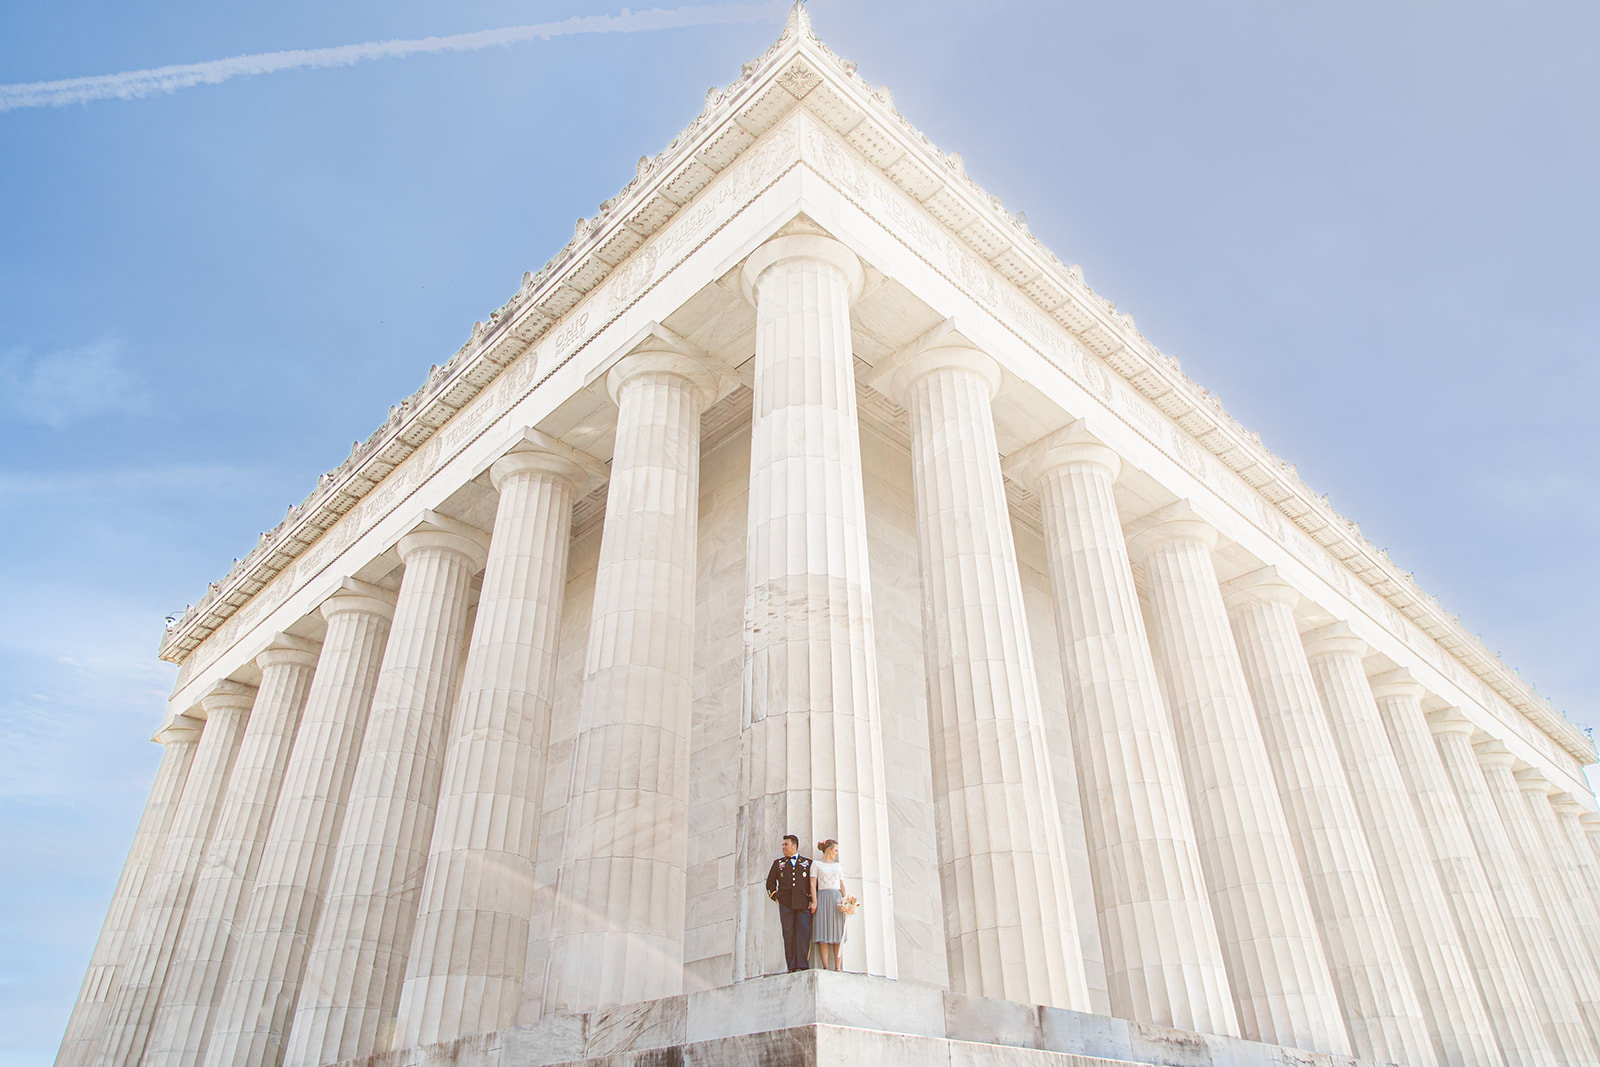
[0,337,150,428]
[0,2,787,113]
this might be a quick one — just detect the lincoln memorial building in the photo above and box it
[56,8,1600,1067]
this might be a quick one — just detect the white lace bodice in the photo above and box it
[813,860,843,891]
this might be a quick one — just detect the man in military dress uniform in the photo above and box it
[765,834,816,972]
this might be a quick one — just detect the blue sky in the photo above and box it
[2,2,1596,1063]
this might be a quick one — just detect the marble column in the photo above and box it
[539,349,724,1015]
[55,718,201,1067]
[92,682,255,1067]
[886,342,1090,1010]
[201,582,395,1067]
[284,516,488,1067]
[1582,812,1600,874]
[1128,506,1346,1054]
[1476,740,1600,1044]
[1561,800,1600,912]
[1370,671,1554,1067]
[399,438,601,1043]
[1518,770,1600,974]
[1302,623,1502,1067]
[144,636,321,1067]
[1428,710,1598,1067]
[1221,570,1433,1067]
[733,234,898,982]
[1551,793,1600,975]
[1006,427,1235,1036]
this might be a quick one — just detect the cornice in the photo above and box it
[157,5,1591,764]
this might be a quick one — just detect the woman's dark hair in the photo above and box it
[817,838,838,854]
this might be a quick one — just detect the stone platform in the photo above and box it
[344,971,1384,1067]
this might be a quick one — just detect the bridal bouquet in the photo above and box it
[837,896,859,915]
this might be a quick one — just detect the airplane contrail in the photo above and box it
[0,2,788,114]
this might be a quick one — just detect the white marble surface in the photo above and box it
[398,442,596,1046]
[734,235,898,983]
[324,971,1392,1067]
[285,520,487,1066]
[1131,510,1345,1055]
[1476,740,1600,1049]
[894,342,1090,1011]
[1302,626,1501,1067]
[1008,434,1235,1038]
[1371,673,1554,1067]
[544,351,721,1014]
[1223,574,1433,1067]
[144,638,320,1067]
[1428,711,1597,1066]
[55,719,199,1067]
[202,585,395,1067]
[92,682,254,1067]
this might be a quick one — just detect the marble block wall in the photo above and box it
[858,421,946,991]
[516,517,602,1025]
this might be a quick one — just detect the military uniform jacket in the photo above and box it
[766,855,813,910]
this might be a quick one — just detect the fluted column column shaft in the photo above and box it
[733,235,898,982]
[201,589,394,1067]
[1010,437,1235,1035]
[1224,581,1433,1067]
[1476,745,1600,1045]
[1303,631,1502,1067]
[55,721,200,1067]
[399,447,592,1043]
[895,348,1089,1010]
[1519,773,1600,975]
[1581,814,1600,876]
[1372,677,1554,1067]
[1555,801,1600,937]
[92,684,255,1067]
[1429,714,1598,1067]
[145,640,320,1067]
[543,354,717,1014]
[1131,516,1346,1055]
[284,524,486,1067]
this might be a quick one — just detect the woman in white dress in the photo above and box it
[809,839,848,971]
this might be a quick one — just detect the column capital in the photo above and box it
[1368,668,1426,703]
[1473,738,1520,770]
[867,320,1001,404]
[256,632,322,672]
[1514,767,1558,796]
[1124,500,1217,560]
[1219,566,1300,611]
[154,714,204,745]
[1425,706,1478,739]
[1300,620,1367,661]
[397,510,490,571]
[1550,792,1587,816]
[1003,418,1121,487]
[1579,810,1600,832]
[606,350,729,410]
[199,679,257,719]
[491,428,608,496]
[739,233,864,307]
[320,577,397,623]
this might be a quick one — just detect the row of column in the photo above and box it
[58,233,1600,1067]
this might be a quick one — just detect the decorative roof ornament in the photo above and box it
[785,1,812,41]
